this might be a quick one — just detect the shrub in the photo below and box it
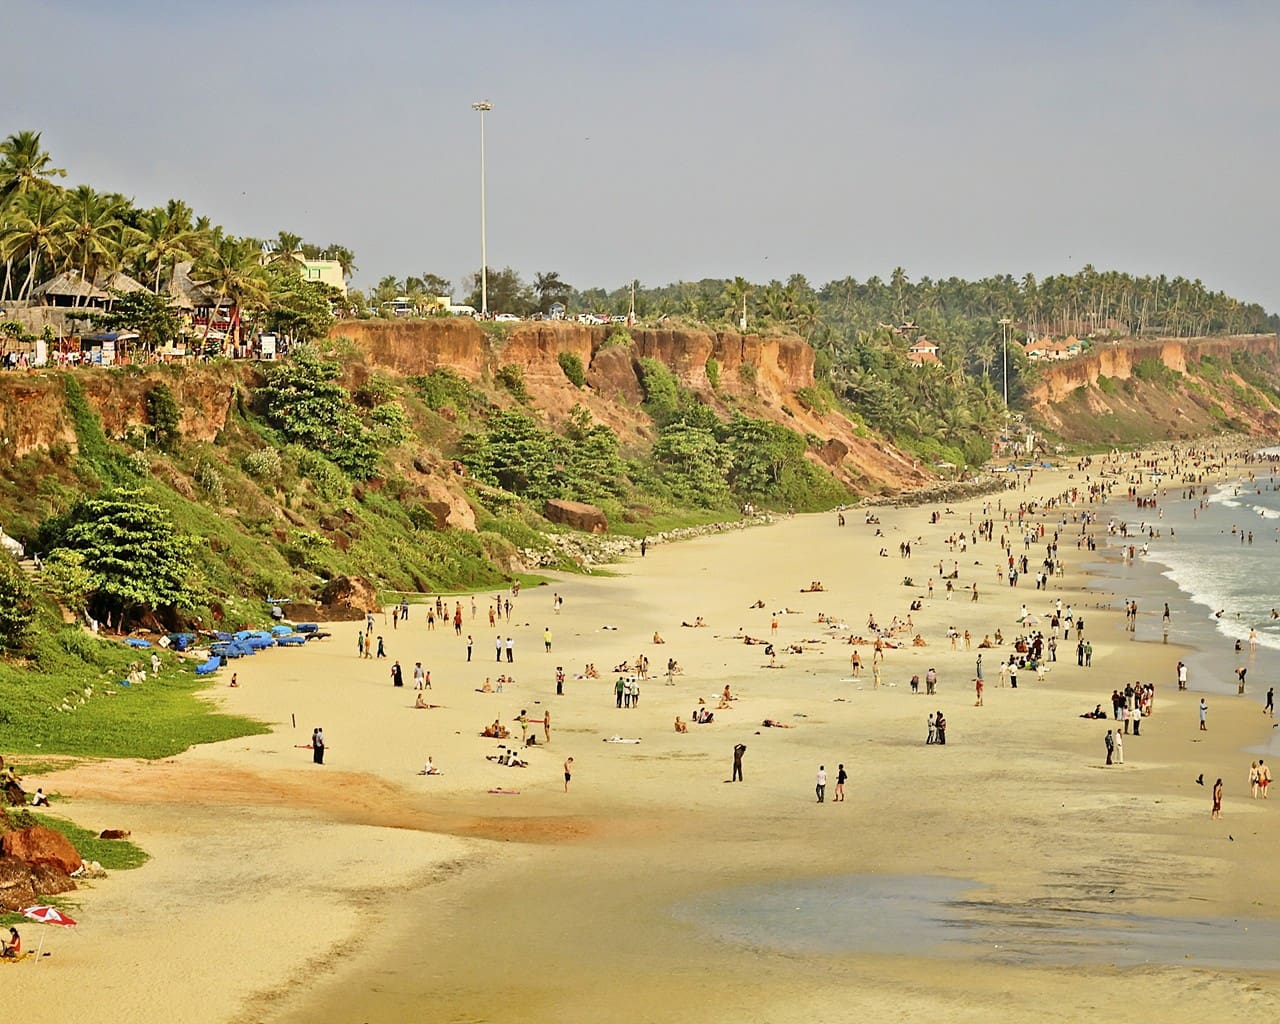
[738,362,758,389]
[195,461,227,505]
[368,402,411,446]
[145,383,182,451]
[496,364,529,401]
[704,357,720,390]
[243,448,283,480]
[1096,375,1117,395]
[600,329,632,349]
[409,368,476,411]
[558,351,586,388]
[0,558,36,649]
[295,449,351,501]
[636,357,681,424]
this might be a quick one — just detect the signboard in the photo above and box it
[101,338,116,366]
[259,333,277,360]
[34,339,47,367]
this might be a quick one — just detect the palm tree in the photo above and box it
[0,130,65,201]
[194,234,269,346]
[61,185,127,304]
[0,130,67,300]
[326,244,356,280]
[721,277,751,328]
[129,201,203,293]
[2,188,70,300]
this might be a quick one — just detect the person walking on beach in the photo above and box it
[926,713,936,744]
[1200,698,1209,731]
[1212,778,1223,819]
[1259,759,1271,799]
[544,627,553,653]
[564,756,573,792]
[1113,727,1123,764]
[312,727,325,765]
[934,711,947,745]
[391,660,403,687]
[974,676,984,706]
[1104,729,1115,766]
[815,765,827,803]
[1251,761,1261,799]
[517,710,530,746]
[542,709,551,744]
[926,667,938,695]
[615,676,625,708]
[466,635,473,662]
[835,764,847,802]
[506,636,514,663]
[1177,660,1187,691]
[640,538,647,557]
[1266,687,1275,717]
[495,635,503,663]
[556,666,565,696]
[730,743,748,782]
[1236,666,1247,695]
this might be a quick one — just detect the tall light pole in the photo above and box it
[999,316,1013,409]
[472,101,492,317]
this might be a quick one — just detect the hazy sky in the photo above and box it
[5,1,1278,309]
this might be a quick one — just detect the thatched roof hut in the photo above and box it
[30,269,147,308]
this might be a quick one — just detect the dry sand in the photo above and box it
[10,459,1280,1022]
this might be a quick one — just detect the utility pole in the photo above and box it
[999,316,1013,409]
[472,101,493,317]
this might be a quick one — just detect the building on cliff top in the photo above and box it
[907,338,941,366]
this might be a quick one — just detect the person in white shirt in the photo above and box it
[815,765,827,803]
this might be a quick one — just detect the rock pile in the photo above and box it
[0,823,82,910]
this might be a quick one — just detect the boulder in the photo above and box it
[29,863,76,896]
[819,438,849,466]
[318,575,380,616]
[1,825,84,875]
[0,854,37,911]
[98,829,131,840]
[544,499,608,534]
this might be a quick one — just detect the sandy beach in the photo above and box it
[11,456,1280,1023]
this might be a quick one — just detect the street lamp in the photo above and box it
[998,317,1013,409]
[472,101,493,317]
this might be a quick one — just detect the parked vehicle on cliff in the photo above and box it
[446,304,477,317]
[494,313,519,322]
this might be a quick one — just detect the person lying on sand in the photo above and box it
[476,678,493,693]
[750,600,766,609]
[761,718,794,728]
[681,617,708,628]
[1079,705,1107,719]
[487,750,528,767]
[978,635,993,648]
[613,661,631,672]
[785,644,804,654]
[482,720,511,739]
[912,634,928,647]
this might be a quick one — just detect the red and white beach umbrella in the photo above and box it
[21,906,76,927]
[20,905,76,963]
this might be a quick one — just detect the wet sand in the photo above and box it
[12,457,1280,1022]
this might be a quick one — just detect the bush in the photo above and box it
[558,351,586,388]
[195,461,226,505]
[738,363,758,389]
[145,383,182,451]
[0,558,36,649]
[409,368,477,412]
[637,357,681,424]
[243,448,283,480]
[496,364,529,401]
[295,449,351,501]
[368,402,411,446]
[704,357,720,390]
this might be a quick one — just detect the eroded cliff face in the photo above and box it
[1,367,237,458]
[331,319,928,493]
[1029,335,1279,404]
[1028,334,1280,441]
